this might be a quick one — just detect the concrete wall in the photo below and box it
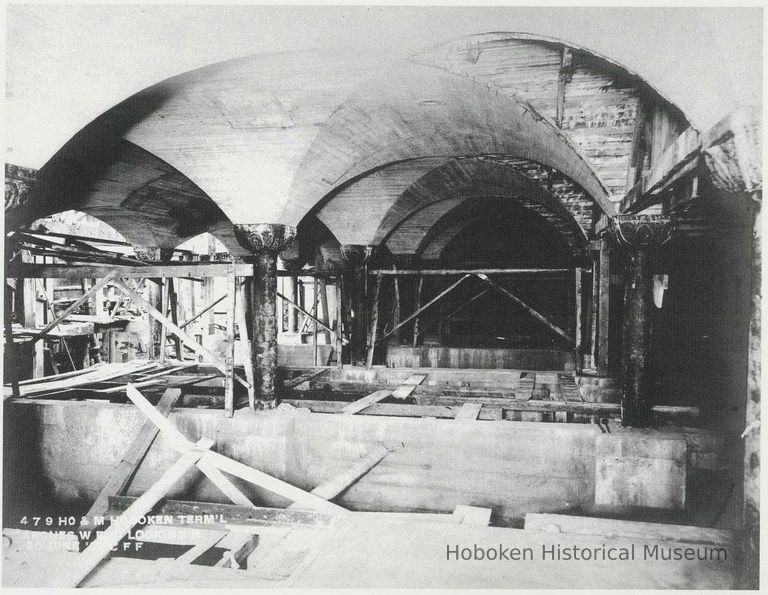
[386,346,575,370]
[3,399,741,529]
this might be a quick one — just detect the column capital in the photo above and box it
[234,223,296,257]
[315,241,344,275]
[609,215,673,249]
[339,244,375,269]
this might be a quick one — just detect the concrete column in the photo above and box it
[340,245,374,366]
[610,215,672,427]
[234,223,296,410]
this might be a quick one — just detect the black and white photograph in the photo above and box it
[1,4,762,590]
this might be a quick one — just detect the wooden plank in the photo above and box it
[175,531,228,565]
[477,274,574,344]
[339,390,392,415]
[369,268,570,276]
[6,360,158,397]
[597,244,611,375]
[202,452,347,514]
[64,438,214,588]
[296,445,389,503]
[236,281,256,410]
[197,457,256,508]
[412,276,423,347]
[283,399,504,420]
[453,505,492,526]
[276,290,334,334]
[107,496,333,528]
[515,372,535,401]
[455,403,482,420]
[391,384,417,399]
[524,513,734,547]
[28,271,118,344]
[365,272,383,368]
[125,384,347,513]
[214,534,259,569]
[283,368,327,390]
[335,276,343,369]
[79,388,183,531]
[7,262,254,279]
[380,275,472,342]
[557,373,581,402]
[224,266,236,417]
[112,279,249,390]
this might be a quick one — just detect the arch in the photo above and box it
[285,63,613,226]
[374,158,590,251]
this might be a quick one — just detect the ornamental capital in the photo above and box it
[610,215,673,249]
[234,224,297,257]
[339,244,375,269]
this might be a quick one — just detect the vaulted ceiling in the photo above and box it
[7,32,691,262]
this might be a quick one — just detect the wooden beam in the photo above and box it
[113,279,249,390]
[335,276,344,369]
[6,262,254,280]
[620,126,701,214]
[340,390,393,415]
[276,289,335,334]
[294,444,389,503]
[283,368,327,390]
[412,276,423,347]
[236,281,256,410]
[368,268,570,276]
[476,274,574,344]
[445,287,491,320]
[65,438,214,588]
[196,457,255,508]
[224,266,236,417]
[125,384,347,513]
[379,274,472,342]
[79,388,182,531]
[365,272,383,368]
[597,244,611,375]
[28,271,118,344]
[455,402,482,420]
[107,496,333,528]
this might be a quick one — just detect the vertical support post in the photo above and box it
[5,278,20,397]
[366,272,383,369]
[290,274,299,333]
[390,265,401,346]
[21,250,44,377]
[312,276,318,366]
[167,279,183,360]
[610,215,672,427]
[237,279,257,411]
[597,242,611,376]
[159,278,169,363]
[224,266,236,417]
[587,252,599,370]
[146,279,162,359]
[413,276,424,348]
[319,277,331,346]
[234,224,296,410]
[574,267,583,372]
[335,275,344,369]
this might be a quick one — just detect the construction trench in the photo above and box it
[3,28,761,589]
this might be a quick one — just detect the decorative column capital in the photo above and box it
[234,223,297,257]
[340,244,375,269]
[314,241,344,275]
[609,215,673,249]
[5,164,36,212]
